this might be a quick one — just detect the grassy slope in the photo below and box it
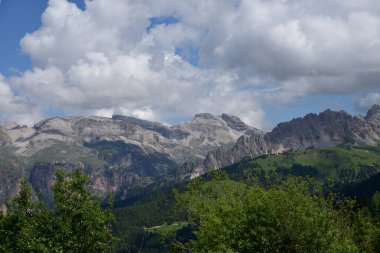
[112,145,380,252]
[225,145,380,183]
[145,221,188,235]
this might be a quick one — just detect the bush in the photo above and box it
[0,169,116,252]
[178,175,358,253]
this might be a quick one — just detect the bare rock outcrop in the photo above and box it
[0,112,253,201]
[178,105,380,179]
[2,106,380,201]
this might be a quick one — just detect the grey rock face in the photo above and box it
[365,105,380,136]
[0,112,253,201]
[221,113,251,132]
[265,108,379,148]
[194,113,219,120]
[0,130,11,146]
[112,115,189,140]
[1,105,380,201]
[179,105,380,179]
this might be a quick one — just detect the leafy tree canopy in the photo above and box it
[177,173,358,253]
[0,169,116,253]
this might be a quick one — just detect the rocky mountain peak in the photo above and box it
[3,106,380,201]
[112,114,189,140]
[177,105,380,179]
[176,112,252,152]
[34,117,73,135]
[366,104,380,122]
[319,109,350,119]
[193,113,219,121]
[221,113,250,132]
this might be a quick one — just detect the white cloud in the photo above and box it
[0,75,42,125]
[2,0,380,128]
[10,0,268,127]
[358,92,380,110]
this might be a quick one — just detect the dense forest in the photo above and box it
[2,145,380,252]
[113,145,380,252]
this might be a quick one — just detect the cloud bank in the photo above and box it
[3,0,380,126]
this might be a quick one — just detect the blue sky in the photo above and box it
[0,0,379,127]
[0,0,45,76]
[0,0,85,76]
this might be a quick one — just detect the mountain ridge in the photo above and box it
[0,112,254,201]
[179,105,380,178]
[0,106,380,202]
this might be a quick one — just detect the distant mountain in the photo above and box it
[0,113,255,202]
[179,105,380,179]
[1,106,380,203]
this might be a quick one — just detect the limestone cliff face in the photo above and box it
[179,106,380,179]
[9,113,253,160]
[0,113,253,201]
[265,109,377,149]
[221,113,252,132]
[1,106,380,201]
[365,105,380,136]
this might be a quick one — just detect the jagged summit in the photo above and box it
[193,113,219,120]
[179,105,380,179]
[368,104,380,112]
[366,104,380,120]
[190,112,256,133]
[0,112,253,200]
[221,113,251,132]
[1,106,380,201]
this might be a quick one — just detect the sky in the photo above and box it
[1,0,380,128]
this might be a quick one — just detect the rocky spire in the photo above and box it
[221,113,250,131]
[366,104,380,123]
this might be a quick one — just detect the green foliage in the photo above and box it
[51,169,116,252]
[110,146,380,252]
[351,192,380,253]
[224,146,380,185]
[370,191,380,214]
[351,211,379,253]
[111,146,380,252]
[0,179,55,252]
[3,145,379,252]
[0,169,116,252]
[178,175,358,253]
[113,186,185,252]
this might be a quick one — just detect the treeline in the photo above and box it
[113,187,185,252]
[0,169,115,252]
[112,170,380,252]
[3,162,380,252]
[171,171,380,252]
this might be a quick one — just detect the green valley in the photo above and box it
[111,145,380,252]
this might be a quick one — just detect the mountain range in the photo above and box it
[0,105,380,203]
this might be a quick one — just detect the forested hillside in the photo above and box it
[112,145,380,252]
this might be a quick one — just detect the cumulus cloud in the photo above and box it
[2,0,380,127]
[194,0,380,97]
[357,92,380,110]
[0,75,42,125]
[11,0,266,127]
